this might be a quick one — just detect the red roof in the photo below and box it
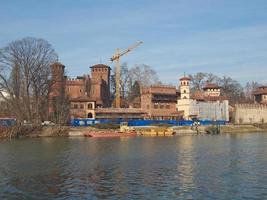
[69,96,95,102]
[253,86,267,95]
[50,62,65,68]
[180,76,191,81]
[203,83,221,89]
[95,108,146,114]
[191,91,228,101]
[203,96,228,101]
[191,91,205,101]
[90,64,111,69]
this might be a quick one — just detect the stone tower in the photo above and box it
[177,76,192,120]
[50,62,65,97]
[90,64,111,107]
[179,76,191,99]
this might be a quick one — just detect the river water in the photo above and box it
[0,133,267,200]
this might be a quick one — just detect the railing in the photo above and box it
[69,119,227,127]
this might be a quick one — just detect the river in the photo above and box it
[0,133,267,199]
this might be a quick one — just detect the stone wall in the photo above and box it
[234,104,267,124]
[190,100,229,121]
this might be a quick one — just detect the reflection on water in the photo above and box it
[0,133,267,199]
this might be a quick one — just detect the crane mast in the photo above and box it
[110,41,143,108]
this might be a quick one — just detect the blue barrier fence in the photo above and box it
[70,119,227,127]
[0,118,16,126]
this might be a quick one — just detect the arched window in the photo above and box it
[184,90,186,93]
[87,113,93,118]
[88,103,93,109]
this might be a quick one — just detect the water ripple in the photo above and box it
[0,134,267,199]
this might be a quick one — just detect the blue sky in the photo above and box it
[1,0,267,85]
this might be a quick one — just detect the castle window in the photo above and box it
[80,104,84,109]
[160,104,164,109]
[74,104,78,109]
[184,90,186,93]
[166,104,170,109]
[154,104,158,109]
[87,112,93,118]
[88,103,93,109]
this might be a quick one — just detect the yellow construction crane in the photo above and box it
[110,41,143,108]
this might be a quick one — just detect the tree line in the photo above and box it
[188,72,262,104]
[0,37,264,124]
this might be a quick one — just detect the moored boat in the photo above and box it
[84,131,136,138]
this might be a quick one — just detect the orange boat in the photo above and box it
[84,131,137,138]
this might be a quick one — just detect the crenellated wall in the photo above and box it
[234,104,267,124]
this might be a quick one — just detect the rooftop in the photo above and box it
[90,64,111,69]
[203,83,221,89]
[69,96,95,102]
[179,76,191,81]
[253,86,267,95]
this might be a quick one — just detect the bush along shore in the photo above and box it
[1,123,267,140]
[0,124,69,140]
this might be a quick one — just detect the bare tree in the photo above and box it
[189,72,207,92]
[129,64,160,87]
[218,76,245,104]
[244,81,260,103]
[110,63,160,106]
[0,37,58,124]
[189,72,246,104]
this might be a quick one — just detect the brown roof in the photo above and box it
[191,91,228,101]
[191,90,204,100]
[170,110,184,116]
[70,96,95,102]
[90,64,111,69]
[50,62,65,68]
[203,96,228,101]
[95,108,146,114]
[180,76,191,81]
[253,86,267,95]
[203,83,221,89]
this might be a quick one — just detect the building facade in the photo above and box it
[69,97,96,119]
[253,86,267,104]
[141,85,182,120]
[177,76,229,121]
[234,86,267,124]
[234,104,267,124]
[50,62,111,119]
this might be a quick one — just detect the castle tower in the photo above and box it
[90,64,111,107]
[179,76,191,99]
[50,62,65,97]
[177,76,191,120]
[202,83,221,97]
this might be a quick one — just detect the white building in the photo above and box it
[0,90,9,102]
[177,77,229,121]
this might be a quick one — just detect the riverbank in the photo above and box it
[1,124,267,140]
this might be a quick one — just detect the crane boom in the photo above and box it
[110,41,143,62]
[110,41,143,108]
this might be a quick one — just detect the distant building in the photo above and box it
[49,62,112,119]
[69,97,96,119]
[141,85,182,120]
[177,76,229,121]
[50,62,111,108]
[253,86,267,104]
[95,108,146,120]
[234,86,267,124]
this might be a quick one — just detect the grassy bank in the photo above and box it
[0,125,69,140]
[1,124,267,140]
